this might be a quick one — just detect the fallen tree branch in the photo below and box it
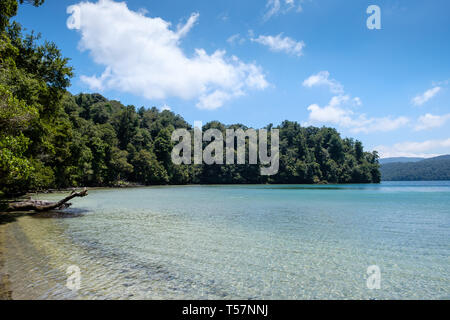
[7,188,88,212]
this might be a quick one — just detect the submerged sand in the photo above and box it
[0,212,82,300]
[0,218,12,299]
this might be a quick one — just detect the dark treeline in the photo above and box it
[0,0,380,197]
[381,155,450,181]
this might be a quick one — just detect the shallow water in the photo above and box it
[2,182,449,299]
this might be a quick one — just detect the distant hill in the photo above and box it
[380,155,450,181]
[379,157,424,165]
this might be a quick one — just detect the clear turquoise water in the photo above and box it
[3,181,450,299]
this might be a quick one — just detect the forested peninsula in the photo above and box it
[381,155,450,181]
[0,0,381,198]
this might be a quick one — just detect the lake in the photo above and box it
[1,181,449,299]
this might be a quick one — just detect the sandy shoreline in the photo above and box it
[0,212,85,300]
[0,220,12,300]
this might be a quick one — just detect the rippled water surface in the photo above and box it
[2,182,449,299]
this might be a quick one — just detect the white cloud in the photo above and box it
[264,0,281,20]
[219,13,229,22]
[432,79,449,87]
[411,86,441,106]
[303,71,409,133]
[197,90,236,110]
[67,0,268,110]
[375,138,450,158]
[306,95,409,134]
[415,113,450,131]
[302,71,344,94]
[307,95,353,125]
[264,0,303,20]
[137,8,149,16]
[353,97,362,106]
[160,104,171,111]
[175,12,199,38]
[251,33,305,56]
[227,33,245,45]
[352,116,410,134]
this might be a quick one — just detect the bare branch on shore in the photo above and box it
[6,188,88,212]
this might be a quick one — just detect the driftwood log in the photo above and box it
[7,188,88,212]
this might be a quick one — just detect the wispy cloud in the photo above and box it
[411,86,441,106]
[176,12,199,38]
[67,0,268,110]
[264,0,304,20]
[432,79,449,87]
[251,33,305,56]
[415,113,450,131]
[264,0,281,20]
[375,138,450,158]
[227,33,245,45]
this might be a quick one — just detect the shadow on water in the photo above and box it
[0,208,88,225]
[30,208,89,219]
[0,213,26,226]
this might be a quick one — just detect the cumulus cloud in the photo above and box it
[411,86,441,106]
[306,95,353,124]
[303,71,409,134]
[375,138,450,158]
[306,95,409,134]
[302,71,344,94]
[251,33,305,56]
[415,113,450,131]
[67,0,268,110]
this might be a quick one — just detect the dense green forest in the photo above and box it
[381,155,450,181]
[0,0,380,197]
[379,157,424,165]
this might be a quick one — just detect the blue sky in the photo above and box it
[15,0,450,158]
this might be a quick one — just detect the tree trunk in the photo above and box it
[7,188,88,212]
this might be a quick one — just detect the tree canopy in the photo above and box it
[0,1,381,197]
[381,156,450,181]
